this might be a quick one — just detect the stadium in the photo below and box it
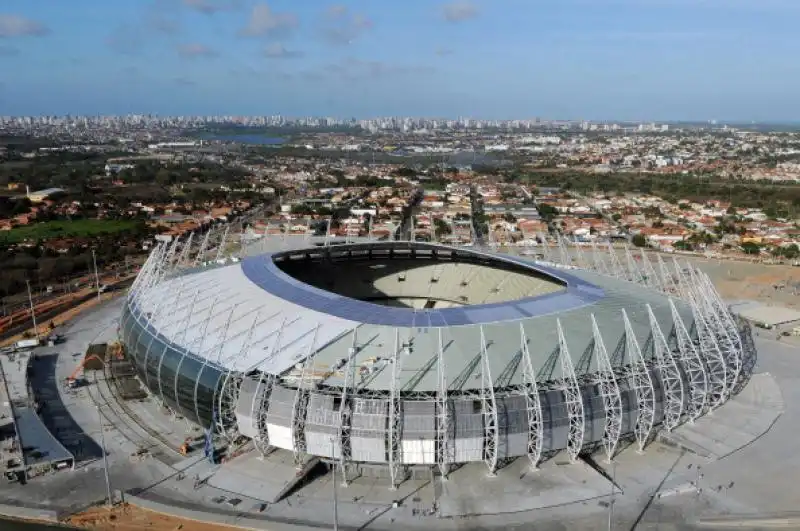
[119,232,746,487]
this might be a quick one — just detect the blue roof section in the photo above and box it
[240,245,605,327]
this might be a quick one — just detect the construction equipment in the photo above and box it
[108,341,125,360]
[179,437,195,456]
[65,352,104,389]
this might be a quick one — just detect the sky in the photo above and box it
[1,0,800,121]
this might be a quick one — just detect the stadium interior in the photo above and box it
[274,245,566,309]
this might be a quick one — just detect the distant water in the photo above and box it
[202,134,285,145]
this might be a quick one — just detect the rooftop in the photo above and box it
[133,242,691,393]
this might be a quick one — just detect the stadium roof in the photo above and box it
[135,244,692,392]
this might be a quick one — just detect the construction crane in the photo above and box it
[64,342,125,389]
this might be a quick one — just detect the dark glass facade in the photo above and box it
[119,300,224,428]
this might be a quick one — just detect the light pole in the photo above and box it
[91,249,101,302]
[331,438,339,531]
[25,280,39,341]
[608,461,617,531]
[695,465,703,519]
[97,405,113,507]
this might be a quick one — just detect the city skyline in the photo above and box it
[1,0,800,121]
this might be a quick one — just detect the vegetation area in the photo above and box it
[505,170,800,215]
[0,219,140,244]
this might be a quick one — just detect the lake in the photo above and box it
[201,134,285,145]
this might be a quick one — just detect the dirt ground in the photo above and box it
[65,504,244,531]
[694,259,800,308]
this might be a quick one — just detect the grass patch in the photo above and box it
[0,219,139,243]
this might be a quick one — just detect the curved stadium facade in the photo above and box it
[120,236,746,484]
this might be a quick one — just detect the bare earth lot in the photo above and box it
[66,504,241,531]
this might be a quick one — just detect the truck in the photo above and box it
[14,338,40,350]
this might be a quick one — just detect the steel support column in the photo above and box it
[387,328,403,489]
[557,319,584,462]
[291,324,321,466]
[669,300,709,421]
[620,310,655,452]
[478,326,500,476]
[590,315,623,462]
[337,327,360,485]
[647,305,685,431]
[519,323,544,469]
[435,328,453,479]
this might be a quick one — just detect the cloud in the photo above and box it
[0,45,19,56]
[0,14,50,38]
[239,3,298,38]
[106,2,182,55]
[182,0,241,14]
[442,1,478,22]
[264,43,303,59]
[320,5,372,45]
[177,42,217,58]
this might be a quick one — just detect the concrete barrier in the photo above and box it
[125,492,327,531]
[0,502,59,523]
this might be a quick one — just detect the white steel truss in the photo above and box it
[669,299,709,421]
[173,296,216,416]
[639,249,659,290]
[572,239,588,269]
[656,254,678,295]
[590,315,623,462]
[699,271,744,388]
[557,319,584,463]
[291,324,321,466]
[214,225,230,262]
[672,258,695,301]
[479,326,500,475]
[195,305,235,426]
[624,245,644,284]
[519,323,544,469]
[537,233,551,262]
[249,315,285,451]
[606,241,625,279]
[620,310,655,452]
[689,298,728,410]
[591,239,609,276]
[387,328,403,489]
[689,267,740,395]
[646,304,685,431]
[337,327,359,484]
[177,232,194,268]
[435,328,453,478]
[557,233,571,267]
[194,229,212,265]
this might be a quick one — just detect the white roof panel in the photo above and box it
[137,264,360,373]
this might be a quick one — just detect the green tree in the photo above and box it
[741,241,761,255]
[631,233,648,247]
